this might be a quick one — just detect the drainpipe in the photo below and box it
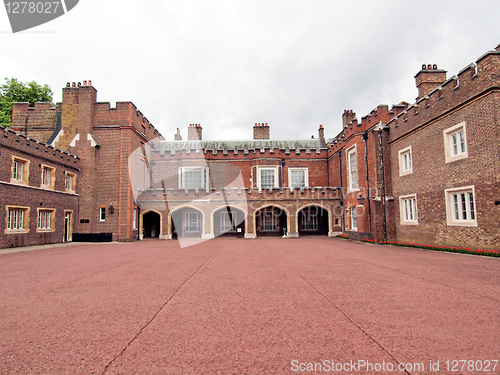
[378,128,387,243]
[362,132,372,234]
[338,152,344,233]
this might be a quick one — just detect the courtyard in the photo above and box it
[0,238,498,374]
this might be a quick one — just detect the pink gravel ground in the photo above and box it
[0,238,498,374]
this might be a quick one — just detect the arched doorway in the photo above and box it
[171,207,203,238]
[143,211,161,238]
[256,206,287,237]
[213,206,245,237]
[298,205,329,235]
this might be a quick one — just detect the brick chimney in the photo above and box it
[253,123,270,139]
[415,64,447,100]
[318,124,325,145]
[174,127,182,141]
[188,124,202,140]
[342,110,356,128]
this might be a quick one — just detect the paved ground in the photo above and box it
[0,238,498,375]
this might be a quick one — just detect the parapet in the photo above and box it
[388,45,500,142]
[1,125,80,168]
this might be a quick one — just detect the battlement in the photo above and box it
[328,103,407,155]
[388,46,500,142]
[94,101,162,140]
[135,185,342,201]
[1,124,80,168]
[152,139,328,158]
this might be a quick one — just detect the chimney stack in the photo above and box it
[342,110,356,128]
[253,122,270,139]
[415,64,447,100]
[174,127,182,141]
[318,124,325,145]
[188,123,202,140]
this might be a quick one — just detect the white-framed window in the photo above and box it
[288,168,308,189]
[260,210,277,232]
[6,206,29,233]
[350,206,358,231]
[444,122,468,163]
[399,194,418,225]
[99,207,106,222]
[178,167,209,189]
[132,208,137,230]
[256,166,279,190]
[184,211,202,233]
[220,212,236,232]
[11,156,29,185]
[445,186,477,226]
[346,145,358,191]
[301,209,318,231]
[398,146,413,176]
[41,165,55,189]
[65,172,76,192]
[37,209,55,231]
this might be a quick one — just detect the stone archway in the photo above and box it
[170,207,204,238]
[212,206,246,237]
[255,206,288,237]
[297,205,329,236]
[142,211,161,238]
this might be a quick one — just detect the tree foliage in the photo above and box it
[0,78,53,127]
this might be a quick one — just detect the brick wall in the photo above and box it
[0,126,80,248]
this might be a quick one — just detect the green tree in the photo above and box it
[0,78,53,127]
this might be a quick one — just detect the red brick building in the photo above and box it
[0,125,80,248]
[132,123,341,244]
[9,81,163,243]
[2,44,499,250]
[329,44,500,250]
[387,48,500,250]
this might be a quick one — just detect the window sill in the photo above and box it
[447,221,477,227]
[5,229,29,235]
[400,221,418,225]
[445,153,468,164]
[36,228,55,233]
[10,179,28,186]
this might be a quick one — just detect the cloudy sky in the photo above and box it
[1,0,498,141]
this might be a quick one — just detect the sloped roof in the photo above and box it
[154,139,326,155]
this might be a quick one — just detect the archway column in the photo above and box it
[287,206,299,238]
[160,209,171,239]
[244,207,256,238]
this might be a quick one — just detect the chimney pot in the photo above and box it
[72,82,76,87]
[66,82,70,87]
[83,80,87,85]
